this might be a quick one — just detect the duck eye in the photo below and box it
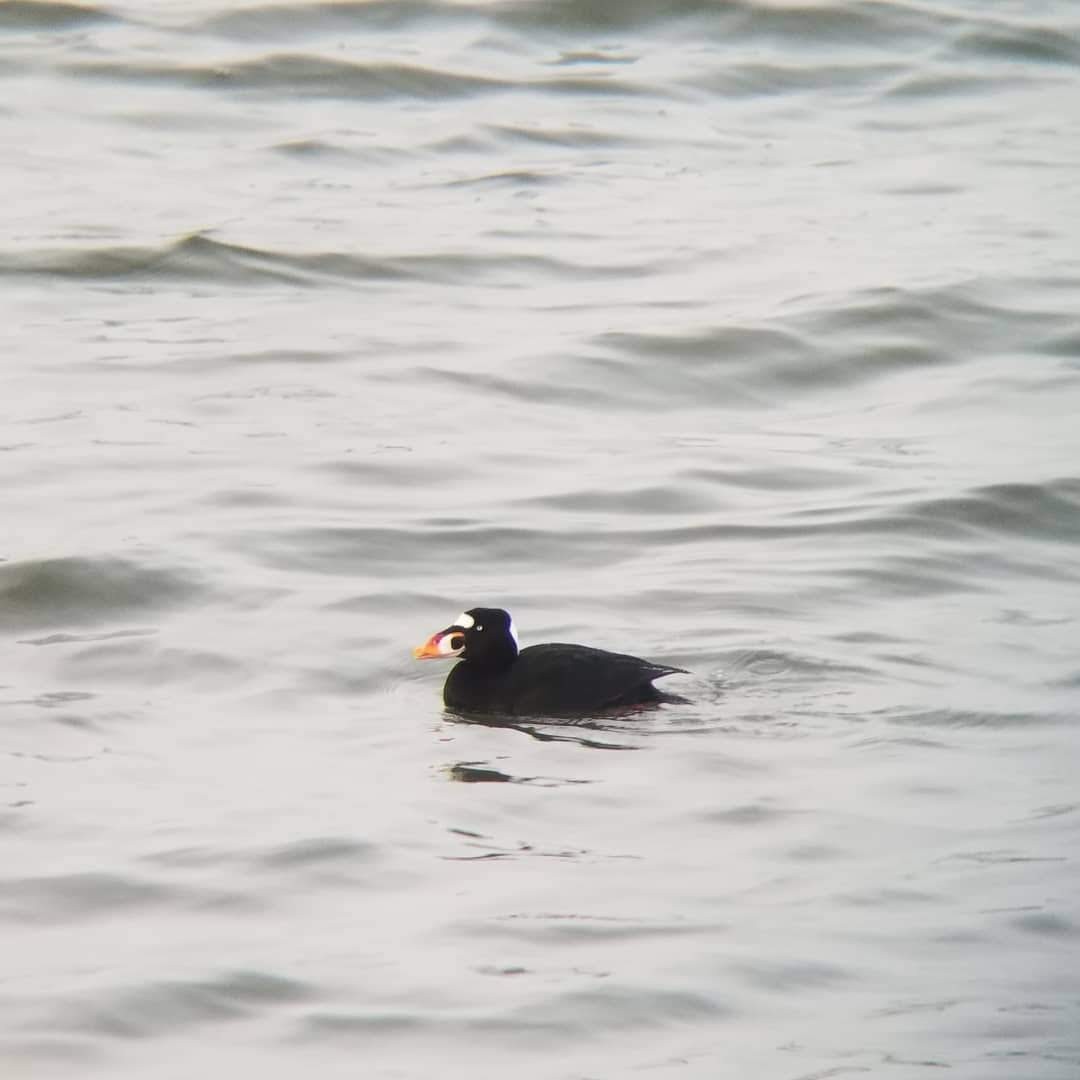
[476,624,484,632]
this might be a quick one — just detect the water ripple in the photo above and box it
[0,557,206,632]
[0,233,648,287]
[39,971,317,1039]
[0,0,115,30]
[1,873,171,924]
[62,54,650,100]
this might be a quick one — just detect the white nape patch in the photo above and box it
[454,611,475,629]
[508,617,519,649]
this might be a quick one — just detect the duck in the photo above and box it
[413,607,687,717]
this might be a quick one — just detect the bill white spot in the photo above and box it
[438,632,465,656]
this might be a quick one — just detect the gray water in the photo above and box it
[3,1,1080,1076]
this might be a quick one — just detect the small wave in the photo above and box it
[731,958,850,993]
[701,800,793,827]
[298,1010,424,1038]
[585,280,1076,409]
[0,556,206,633]
[62,640,250,691]
[490,983,726,1031]
[63,54,505,99]
[881,70,1026,101]
[0,235,382,286]
[878,14,1080,100]
[296,982,724,1043]
[0,872,170,924]
[444,169,566,190]
[591,317,937,409]
[880,708,1070,729]
[41,971,316,1040]
[188,0,950,50]
[226,476,1080,588]
[228,522,651,577]
[718,648,880,683]
[493,0,840,37]
[0,233,642,288]
[198,0,469,40]
[254,836,377,871]
[683,59,908,99]
[952,21,1080,68]
[62,52,650,103]
[487,0,722,35]
[522,483,714,516]
[1037,326,1080,364]
[900,479,1080,546]
[0,1037,104,1068]
[841,887,938,909]
[271,137,375,160]
[477,911,704,944]
[269,137,415,165]
[0,0,115,30]
[1,690,93,709]
[486,122,640,149]
[683,463,862,494]
[1010,911,1077,938]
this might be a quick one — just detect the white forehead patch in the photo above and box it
[508,617,519,648]
[454,611,474,629]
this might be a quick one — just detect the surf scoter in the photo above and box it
[413,607,687,716]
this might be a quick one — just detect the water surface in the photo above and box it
[3,0,1080,1077]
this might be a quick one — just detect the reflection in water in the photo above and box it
[446,761,592,786]
[445,712,642,751]
[440,828,642,864]
[448,763,515,784]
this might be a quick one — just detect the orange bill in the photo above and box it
[413,632,447,660]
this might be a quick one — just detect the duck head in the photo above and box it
[413,607,520,671]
